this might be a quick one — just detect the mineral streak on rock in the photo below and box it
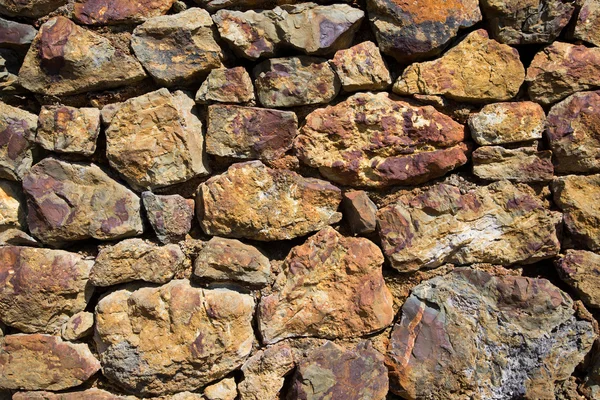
[556,250,600,309]
[330,41,391,92]
[73,0,176,25]
[472,146,554,183]
[0,101,37,181]
[36,105,100,156]
[573,0,600,47]
[142,192,195,244]
[196,67,255,104]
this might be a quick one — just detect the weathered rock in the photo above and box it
[13,388,132,400]
[472,146,554,183]
[0,18,36,49]
[480,0,575,44]
[342,190,377,235]
[73,0,175,25]
[106,88,210,191]
[387,268,596,399]
[378,180,561,272]
[367,0,481,62]
[95,280,255,395]
[0,101,36,181]
[22,158,144,246]
[206,105,297,161]
[546,90,600,173]
[196,67,255,104]
[36,105,100,156]
[526,42,600,105]
[198,161,341,241]
[468,101,546,145]
[131,9,222,86]
[0,180,25,229]
[0,334,100,390]
[0,229,38,247]
[552,174,600,251]
[289,341,388,400]
[295,92,468,187]
[0,53,19,94]
[556,250,600,309]
[330,41,391,92]
[203,378,237,400]
[394,29,525,103]
[62,311,94,341]
[91,239,186,286]
[573,0,600,46]
[254,56,340,108]
[18,17,146,96]
[0,0,65,17]
[259,227,394,343]
[193,237,270,287]
[238,344,294,400]
[142,192,194,244]
[0,246,93,334]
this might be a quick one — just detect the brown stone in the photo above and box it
[238,344,294,400]
[13,389,131,400]
[573,0,600,46]
[0,18,36,49]
[196,67,255,104]
[203,378,237,400]
[556,250,600,309]
[36,105,100,156]
[0,101,36,181]
[330,41,391,92]
[472,146,554,183]
[342,190,377,235]
[295,92,468,187]
[61,311,94,341]
[0,0,66,17]
[0,179,25,230]
[142,192,194,244]
[73,0,175,25]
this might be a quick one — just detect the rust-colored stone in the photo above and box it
[36,105,100,156]
[330,41,391,92]
[196,67,255,104]
[0,101,36,181]
[73,0,176,25]
[472,146,554,183]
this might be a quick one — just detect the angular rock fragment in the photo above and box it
[22,158,143,246]
[106,89,210,191]
[0,0,66,17]
[196,67,255,104]
[378,181,561,272]
[0,229,38,247]
[198,161,341,241]
[61,311,94,341]
[95,280,255,395]
[0,180,25,229]
[394,29,525,103]
[526,42,600,105]
[330,41,391,92]
[36,105,100,156]
[472,146,554,183]
[556,250,600,309]
[342,190,377,235]
[295,92,467,187]
[0,334,100,390]
[0,246,93,334]
[468,101,545,145]
[0,101,36,181]
[573,0,600,46]
[206,105,297,161]
[367,0,481,62]
[131,9,223,86]
[203,378,237,400]
[12,388,131,400]
[238,344,294,400]
[18,17,146,96]
[73,0,175,25]
[387,268,596,399]
[142,192,194,244]
[0,18,36,49]
[259,227,394,343]
[254,56,340,108]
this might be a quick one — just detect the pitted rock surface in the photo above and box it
[142,192,195,244]
[36,105,100,156]
[556,250,600,309]
[196,67,255,104]
[472,146,554,183]
[73,0,176,25]
[573,0,600,47]
[0,101,36,181]
[330,41,391,92]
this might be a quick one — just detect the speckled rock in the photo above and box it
[552,174,600,251]
[546,90,600,173]
[142,192,194,244]
[0,334,100,390]
[0,180,25,230]
[258,227,394,343]
[394,29,525,103]
[378,180,561,272]
[480,0,575,44]
[367,0,481,62]
[18,17,146,96]
[197,161,342,241]
[36,105,100,156]
[106,89,210,191]
[289,341,388,400]
[238,344,294,400]
[196,67,255,104]
[73,0,175,25]
[387,268,596,399]
[254,56,340,108]
[0,101,36,181]
[0,246,93,334]
[203,378,237,400]
[342,190,377,235]
[131,9,223,86]
[0,18,36,49]
[206,105,297,161]
[573,0,600,46]
[12,389,132,400]
[526,42,600,105]
[61,311,94,341]
[556,250,600,309]
[22,158,144,246]
[0,0,65,17]
[94,279,255,395]
[295,92,467,187]
[468,101,546,145]
[472,146,554,183]
[330,41,391,92]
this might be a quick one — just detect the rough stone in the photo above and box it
[0,229,38,247]
[254,56,340,108]
[196,67,255,104]
[472,146,554,183]
[238,344,294,400]
[0,246,93,334]
[289,341,388,400]
[573,0,600,46]
[0,180,25,229]
[18,17,146,96]
[258,227,394,343]
[0,334,100,390]
[468,101,546,145]
[342,190,377,235]
[0,101,36,181]
[203,378,237,400]
[546,90,600,173]
[13,389,132,400]
[552,174,600,251]
[206,105,298,161]
[295,92,468,187]
[94,279,255,395]
[367,0,481,62]
[73,0,176,25]
[36,105,100,156]
[142,192,194,244]
[91,239,186,286]
[387,268,596,399]
[0,18,36,49]
[526,42,600,105]
[378,180,561,272]
[394,29,525,103]
[22,158,144,246]
[131,9,223,86]
[106,88,210,191]
[556,250,600,309]
[0,0,66,17]
[197,161,341,241]
[330,41,391,92]
[61,311,94,341]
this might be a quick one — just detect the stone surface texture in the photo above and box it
[0,0,65,17]
[0,179,25,230]
[556,250,600,309]
[196,67,255,104]
[0,101,36,181]
[238,344,294,400]
[142,192,194,244]
[73,0,176,25]
[36,105,100,155]
[330,41,391,91]
[472,146,554,182]
[573,0,600,46]
[342,190,377,234]
[61,311,94,341]
[0,18,36,49]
